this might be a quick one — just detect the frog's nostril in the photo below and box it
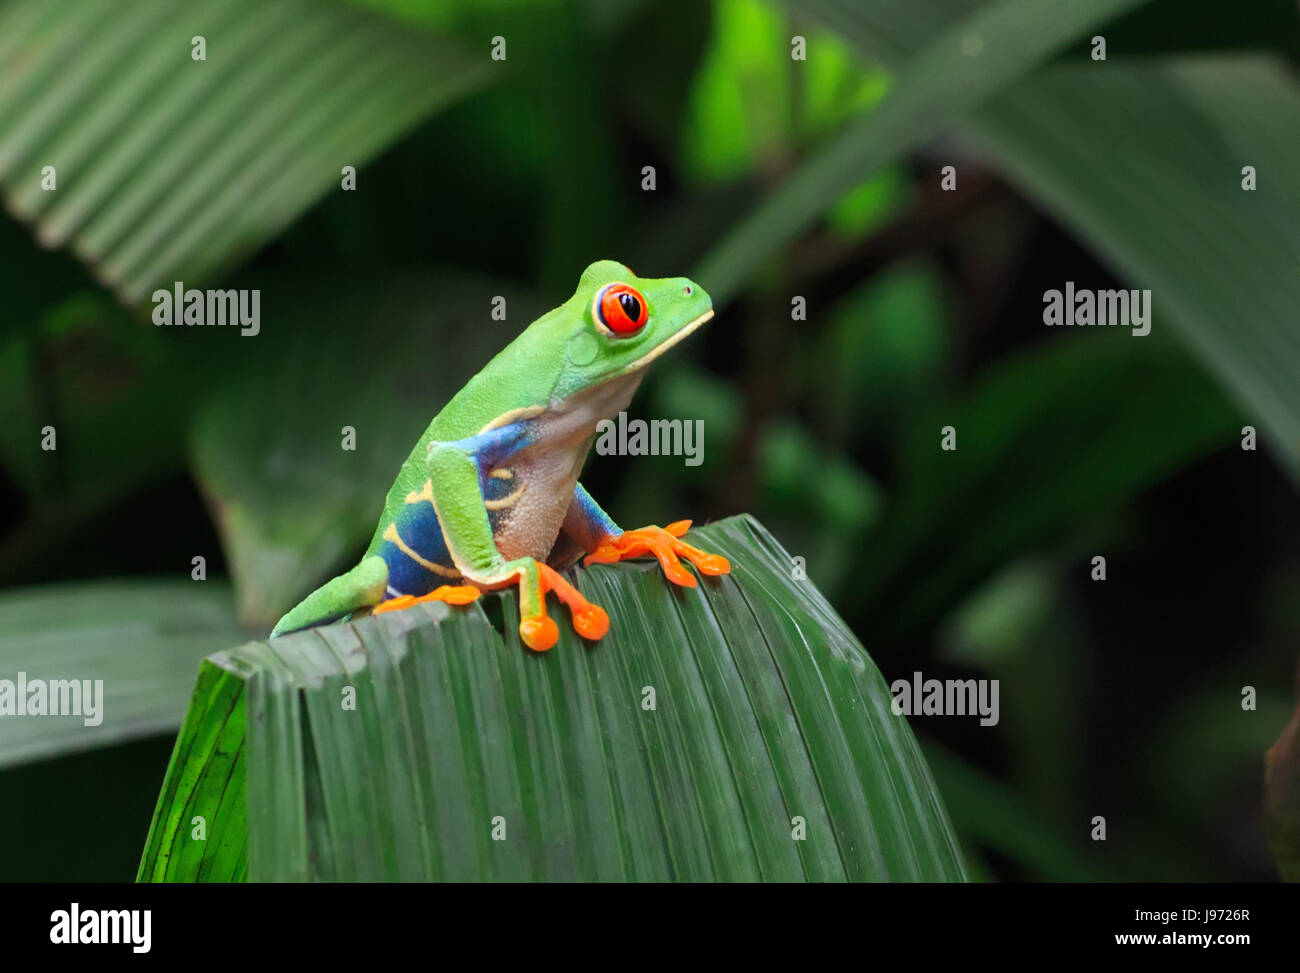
[683,284,694,296]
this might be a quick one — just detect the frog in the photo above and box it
[270,260,729,651]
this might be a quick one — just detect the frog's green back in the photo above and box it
[363,260,713,556]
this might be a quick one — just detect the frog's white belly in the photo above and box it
[488,372,641,562]
[490,443,589,561]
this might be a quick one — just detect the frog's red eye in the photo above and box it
[596,283,648,335]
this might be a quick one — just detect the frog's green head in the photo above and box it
[544,259,714,402]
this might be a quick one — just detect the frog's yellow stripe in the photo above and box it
[404,480,435,505]
[479,404,546,434]
[616,309,713,376]
[408,473,508,508]
[484,480,524,511]
[383,523,460,578]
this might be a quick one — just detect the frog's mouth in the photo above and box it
[616,309,714,377]
[539,307,715,412]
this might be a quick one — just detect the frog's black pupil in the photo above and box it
[619,293,641,322]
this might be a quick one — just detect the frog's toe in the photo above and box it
[429,584,482,605]
[571,602,610,640]
[519,613,560,652]
[372,594,417,616]
[537,562,609,642]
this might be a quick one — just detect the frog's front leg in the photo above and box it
[407,432,608,652]
[564,483,731,586]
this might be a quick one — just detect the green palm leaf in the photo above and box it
[967,59,1300,479]
[139,515,968,882]
[0,0,490,304]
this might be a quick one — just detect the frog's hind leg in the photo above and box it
[270,556,390,637]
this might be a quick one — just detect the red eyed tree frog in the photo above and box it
[271,260,730,651]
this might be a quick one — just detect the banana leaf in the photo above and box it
[138,515,968,882]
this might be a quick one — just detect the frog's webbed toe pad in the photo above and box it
[518,613,560,652]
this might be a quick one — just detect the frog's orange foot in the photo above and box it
[372,584,481,616]
[584,520,730,587]
[517,562,609,652]
[512,559,608,650]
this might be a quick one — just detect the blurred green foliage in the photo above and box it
[0,0,1297,882]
